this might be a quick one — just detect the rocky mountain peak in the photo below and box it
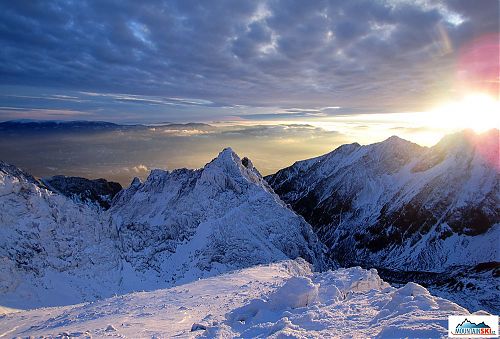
[130,176,142,187]
[371,134,425,154]
[198,148,267,193]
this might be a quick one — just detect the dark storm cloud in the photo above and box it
[0,0,497,121]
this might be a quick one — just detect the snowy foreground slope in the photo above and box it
[0,259,475,338]
[0,149,325,310]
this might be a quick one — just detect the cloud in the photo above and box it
[159,129,215,136]
[131,164,149,174]
[219,124,340,139]
[80,92,216,107]
[0,0,497,121]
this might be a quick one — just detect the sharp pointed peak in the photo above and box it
[201,147,266,188]
[210,147,241,167]
[130,177,142,187]
[216,147,238,160]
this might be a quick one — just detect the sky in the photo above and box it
[0,0,498,183]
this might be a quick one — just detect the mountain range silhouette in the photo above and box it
[456,319,491,329]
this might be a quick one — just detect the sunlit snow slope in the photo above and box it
[0,259,477,338]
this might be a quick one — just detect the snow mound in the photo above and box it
[373,282,464,323]
[226,276,319,328]
[205,265,468,338]
[269,276,319,309]
[319,266,390,292]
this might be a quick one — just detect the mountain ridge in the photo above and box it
[0,119,214,129]
[266,128,499,312]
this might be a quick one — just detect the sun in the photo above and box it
[429,93,499,133]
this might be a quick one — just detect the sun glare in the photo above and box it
[428,93,499,133]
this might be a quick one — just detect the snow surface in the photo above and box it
[0,259,474,338]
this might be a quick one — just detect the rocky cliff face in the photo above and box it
[41,175,122,209]
[266,129,499,312]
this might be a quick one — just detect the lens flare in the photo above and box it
[456,33,500,97]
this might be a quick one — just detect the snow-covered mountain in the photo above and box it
[266,129,499,311]
[111,148,326,286]
[0,149,325,309]
[0,161,120,309]
[0,259,473,338]
[266,129,500,312]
